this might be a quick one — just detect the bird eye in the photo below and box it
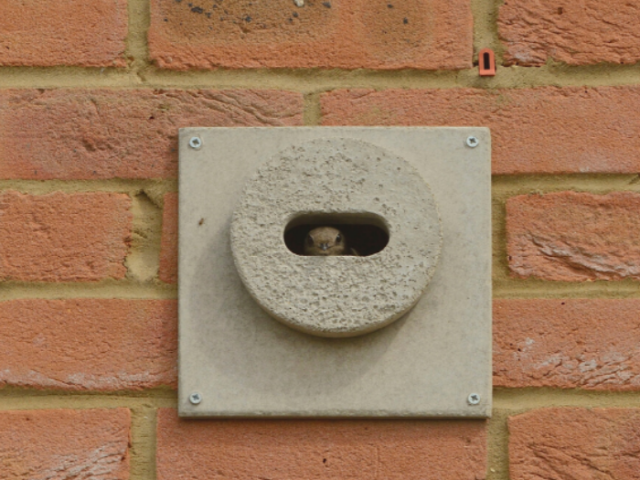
[336,234,342,243]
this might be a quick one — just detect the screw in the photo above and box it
[467,393,481,405]
[189,392,203,405]
[466,136,479,148]
[189,136,203,150]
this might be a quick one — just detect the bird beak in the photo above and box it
[320,243,328,251]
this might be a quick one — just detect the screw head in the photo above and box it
[466,136,479,148]
[189,392,203,405]
[189,136,203,150]
[467,393,481,405]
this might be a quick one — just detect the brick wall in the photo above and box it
[1,1,639,479]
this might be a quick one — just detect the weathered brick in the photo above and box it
[149,0,472,70]
[507,192,640,281]
[499,0,640,66]
[159,193,178,284]
[321,87,640,174]
[157,409,486,480]
[0,89,304,180]
[0,299,176,391]
[494,299,640,390]
[0,408,130,479]
[0,0,127,67]
[0,191,131,282]
[510,408,640,480]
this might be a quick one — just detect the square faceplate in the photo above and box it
[179,127,491,418]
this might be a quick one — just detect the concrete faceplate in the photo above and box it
[231,138,442,337]
[179,127,491,418]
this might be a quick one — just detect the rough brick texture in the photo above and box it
[0,191,131,282]
[0,408,130,480]
[510,408,640,480]
[149,0,472,70]
[159,192,178,284]
[0,299,177,391]
[321,87,640,174]
[494,299,640,390]
[499,0,640,66]
[157,409,486,480]
[0,89,303,180]
[507,192,640,281]
[0,0,127,67]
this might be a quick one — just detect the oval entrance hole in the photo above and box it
[284,213,390,257]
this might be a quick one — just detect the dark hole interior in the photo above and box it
[483,52,491,70]
[284,214,389,257]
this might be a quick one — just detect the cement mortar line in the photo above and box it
[471,0,503,62]
[1,63,640,91]
[494,389,640,410]
[0,391,177,410]
[129,406,158,480]
[486,410,509,480]
[0,388,638,410]
[492,281,640,298]
[0,176,637,196]
[492,174,640,197]
[303,92,322,126]
[0,279,637,302]
[0,283,177,301]
[126,0,151,78]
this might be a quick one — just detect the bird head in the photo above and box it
[303,226,347,256]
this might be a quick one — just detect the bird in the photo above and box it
[303,226,359,256]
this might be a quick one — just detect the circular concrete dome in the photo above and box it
[230,138,442,337]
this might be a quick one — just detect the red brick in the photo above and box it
[159,193,178,284]
[157,409,486,480]
[149,0,472,70]
[507,192,640,281]
[0,408,130,479]
[0,299,176,391]
[510,408,640,480]
[494,299,640,390]
[0,191,131,282]
[0,0,127,67]
[321,87,640,175]
[499,0,640,66]
[0,89,304,180]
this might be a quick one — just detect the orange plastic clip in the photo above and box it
[478,48,496,76]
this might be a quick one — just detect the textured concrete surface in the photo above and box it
[507,191,640,281]
[231,138,441,337]
[0,89,303,180]
[321,86,640,175]
[0,191,131,282]
[494,299,640,390]
[157,409,487,480]
[509,408,640,480]
[149,0,473,70]
[0,299,177,391]
[499,0,640,66]
[179,127,491,417]
[0,0,127,67]
[0,408,130,480]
